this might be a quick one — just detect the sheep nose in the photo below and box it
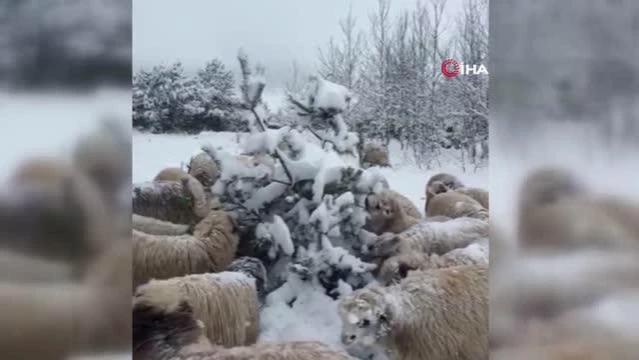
[341,333,357,345]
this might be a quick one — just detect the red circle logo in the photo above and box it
[441,58,459,78]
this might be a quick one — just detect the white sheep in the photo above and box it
[339,264,488,360]
[133,270,261,348]
[363,189,422,235]
[363,216,489,260]
[377,241,489,285]
[132,174,210,225]
[132,210,239,289]
[188,151,218,189]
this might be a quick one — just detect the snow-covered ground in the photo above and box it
[133,130,488,349]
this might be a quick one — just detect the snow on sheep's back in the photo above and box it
[132,130,488,215]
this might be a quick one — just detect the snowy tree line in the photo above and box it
[132,60,249,134]
[133,0,488,168]
[311,0,488,168]
[491,0,639,150]
[0,0,131,88]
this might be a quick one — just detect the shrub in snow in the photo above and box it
[132,61,245,134]
[205,52,387,299]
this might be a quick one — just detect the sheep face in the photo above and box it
[427,173,464,190]
[193,210,240,244]
[378,259,416,286]
[338,288,390,348]
[363,233,400,259]
[519,166,585,210]
[426,180,449,198]
[365,192,397,221]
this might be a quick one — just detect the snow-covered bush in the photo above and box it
[132,61,245,134]
[0,0,131,88]
[205,51,387,299]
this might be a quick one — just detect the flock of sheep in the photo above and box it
[6,119,635,360]
[490,166,639,359]
[0,119,131,359]
[130,140,492,360]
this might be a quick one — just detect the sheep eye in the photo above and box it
[375,204,381,210]
[359,319,370,327]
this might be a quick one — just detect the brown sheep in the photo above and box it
[363,217,489,260]
[518,166,586,211]
[387,189,422,219]
[188,151,218,189]
[517,166,639,251]
[132,291,353,360]
[364,189,421,235]
[426,189,489,220]
[360,141,390,168]
[132,174,210,225]
[132,210,240,289]
[2,156,114,276]
[134,271,260,348]
[455,186,489,209]
[339,264,488,360]
[132,214,191,235]
[424,173,465,208]
[153,167,189,182]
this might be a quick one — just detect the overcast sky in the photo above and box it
[133,0,466,105]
